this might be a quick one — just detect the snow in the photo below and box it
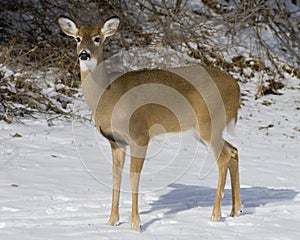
[1,0,300,237]
[1,73,300,240]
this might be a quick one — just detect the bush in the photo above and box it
[0,0,299,122]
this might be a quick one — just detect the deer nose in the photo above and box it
[78,50,91,61]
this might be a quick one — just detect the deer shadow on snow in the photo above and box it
[141,183,298,230]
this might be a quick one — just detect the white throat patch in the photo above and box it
[80,58,98,72]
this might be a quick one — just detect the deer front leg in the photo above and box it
[129,151,146,231]
[107,142,126,227]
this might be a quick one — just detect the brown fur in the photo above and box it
[59,16,242,231]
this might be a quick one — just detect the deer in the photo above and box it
[58,16,242,231]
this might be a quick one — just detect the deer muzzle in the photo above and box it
[79,50,91,61]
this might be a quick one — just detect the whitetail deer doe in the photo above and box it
[59,16,242,231]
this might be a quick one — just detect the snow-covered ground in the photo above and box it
[0,74,300,240]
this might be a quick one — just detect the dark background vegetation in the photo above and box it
[0,0,299,123]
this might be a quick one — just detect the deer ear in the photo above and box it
[101,16,120,39]
[58,16,78,37]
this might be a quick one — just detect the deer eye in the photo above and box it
[75,37,81,43]
[94,37,101,43]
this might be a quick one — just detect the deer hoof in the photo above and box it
[210,214,221,222]
[131,222,142,232]
[230,208,243,217]
[106,219,120,227]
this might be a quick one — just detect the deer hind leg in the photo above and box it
[226,142,242,217]
[210,139,231,221]
[107,142,126,227]
[129,144,147,231]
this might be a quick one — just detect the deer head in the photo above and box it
[58,16,120,72]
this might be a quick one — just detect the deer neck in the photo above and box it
[80,59,110,119]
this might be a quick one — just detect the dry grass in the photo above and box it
[0,0,299,123]
[0,41,80,123]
